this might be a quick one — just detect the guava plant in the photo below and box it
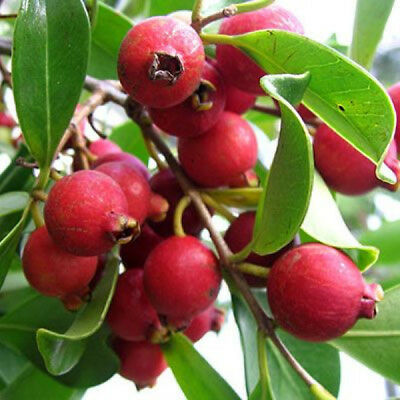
[0,0,399,399]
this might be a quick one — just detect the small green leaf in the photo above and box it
[208,30,395,179]
[0,192,30,218]
[161,333,241,400]
[333,285,400,384]
[301,172,378,270]
[12,0,90,169]
[37,253,119,375]
[0,204,30,289]
[350,0,395,69]
[109,121,149,164]
[252,73,313,255]
[88,2,133,79]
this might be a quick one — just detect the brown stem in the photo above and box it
[0,56,12,87]
[0,13,17,19]
[199,5,237,28]
[16,158,38,169]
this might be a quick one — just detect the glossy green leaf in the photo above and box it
[252,73,313,255]
[350,0,395,69]
[37,254,119,375]
[0,205,30,289]
[12,0,90,169]
[209,30,395,180]
[333,285,400,384]
[1,365,85,400]
[0,343,28,387]
[0,192,30,218]
[301,172,378,271]
[109,121,149,164]
[161,333,241,400]
[149,0,194,16]
[88,2,132,79]
[230,282,340,398]
[0,146,35,195]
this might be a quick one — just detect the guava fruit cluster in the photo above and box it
[19,3,392,391]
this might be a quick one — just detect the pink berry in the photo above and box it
[388,82,400,152]
[89,139,121,157]
[118,16,205,108]
[178,112,258,187]
[267,243,383,342]
[225,84,256,114]
[144,236,221,321]
[216,6,303,94]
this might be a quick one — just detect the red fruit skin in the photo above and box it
[107,269,161,341]
[114,339,167,388]
[149,168,205,237]
[314,124,400,195]
[95,161,151,224]
[388,82,400,151]
[144,236,221,320]
[118,16,205,109]
[120,224,163,268]
[22,227,97,297]
[297,104,316,121]
[89,139,121,157]
[149,61,226,137]
[216,6,304,94]
[225,85,256,114]
[92,152,150,180]
[268,243,370,342]
[178,111,258,187]
[44,170,130,256]
[0,112,16,128]
[224,212,293,287]
[184,305,225,343]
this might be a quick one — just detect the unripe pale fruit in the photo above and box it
[120,224,163,268]
[388,82,400,151]
[92,152,150,180]
[224,84,256,115]
[44,170,137,256]
[149,61,226,137]
[144,236,221,321]
[107,269,161,341]
[314,124,400,195]
[22,226,97,298]
[149,168,205,237]
[224,212,292,287]
[118,16,205,109]
[89,139,121,157]
[216,6,303,94]
[178,111,258,187]
[267,243,383,342]
[95,161,168,224]
[184,305,225,343]
[114,339,167,389]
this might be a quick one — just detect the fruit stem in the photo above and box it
[35,166,51,191]
[191,0,204,31]
[200,33,235,46]
[203,187,262,208]
[257,329,274,400]
[237,262,269,278]
[236,0,275,14]
[30,201,44,228]
[143,135,168,170]
[200,193,235,222]
[31,190,48,202]
[50,169,63,181]
[173,196,191,237]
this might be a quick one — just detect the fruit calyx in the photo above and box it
[191,78,217,111]
[149,52,183,85]
[359,283,384,319]
[109,213,140,245]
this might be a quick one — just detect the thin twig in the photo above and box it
[0,38,11,56]
[0,13,17,19]
[0,56,12,87]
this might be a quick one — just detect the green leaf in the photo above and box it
[301,172,378,271]
[209,30,395,180]
[109,121,149,164]
[1,365,85,400]
[0,146,35,195]
[0,343,29,387]
[37,253,119,375]
[12,0,90,169]
[88,2,132,79]
[333,285,400,384]
[229,283,340,398]
[161,333,241,400]
[0,205,30,289]
[0,192,30,218]
[350,0,395,69]
[252,73,313,255]
[149,0,194,16]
